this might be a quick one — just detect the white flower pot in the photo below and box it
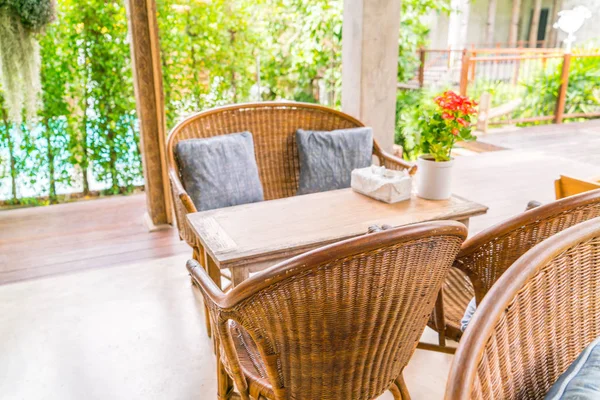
[416,155,454,200]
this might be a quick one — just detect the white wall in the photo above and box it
[558,0,600,46]
[425,0,594,48]
[428,11,451,49]
[465,0,514,45]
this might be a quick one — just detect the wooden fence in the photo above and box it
[413,47,600,126]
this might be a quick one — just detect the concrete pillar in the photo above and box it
[448,0,471,50]
[509,0,523,47]
[529,0,543,47]
[341,0,401,153]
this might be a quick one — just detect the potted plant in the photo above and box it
[416,90,477,200]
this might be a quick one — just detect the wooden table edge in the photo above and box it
[190,205,489,270]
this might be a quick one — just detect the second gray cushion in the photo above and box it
[296,127,373,195]
[175,132,264,212]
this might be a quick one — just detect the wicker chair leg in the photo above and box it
[417,290,457,354]
[445,325,463,342]
[416,342,457,354]
[216,344,235,400]
[394,374,411,400]
[389,381,401,399]
[433,290,447,347]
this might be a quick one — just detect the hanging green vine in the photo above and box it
[0,0,55,124]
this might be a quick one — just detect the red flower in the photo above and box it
[441,112,453,120]
[434,90,478,116]
[456,117,468,127]
[452,128,459,136]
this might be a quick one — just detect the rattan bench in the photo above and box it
[167,102,415,251]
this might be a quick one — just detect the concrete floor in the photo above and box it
[0,253,453,400]
[2,120,599,399]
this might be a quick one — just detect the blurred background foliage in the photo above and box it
[0,0,449,205]
[395,51,600,161]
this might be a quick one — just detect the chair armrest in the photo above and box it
[373,146,417,175]
[187,259,226,308]
[169,169,197,214]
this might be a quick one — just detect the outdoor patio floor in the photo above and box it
[1,119,599,399]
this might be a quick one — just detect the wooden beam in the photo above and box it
[125,0,173,227]
[341,0,401,153]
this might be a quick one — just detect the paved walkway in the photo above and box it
[478,119,600,165]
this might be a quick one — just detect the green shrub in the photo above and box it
[522,54,600,119]
[467,51,600,126]
[395,89,426,160]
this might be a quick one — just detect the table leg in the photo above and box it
[206,255,222,290]
[192,245,212,338]
[230,267,250,287]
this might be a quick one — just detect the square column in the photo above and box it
[341,0,401,152]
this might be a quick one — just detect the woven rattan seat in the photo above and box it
[446,216,600,399]
[428,189,600,350]
[188,221,467,400]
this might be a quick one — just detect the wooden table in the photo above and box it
[187,188,488,288]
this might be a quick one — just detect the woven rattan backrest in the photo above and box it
[167,102,363,201]
[217,221,467,400]
[446,217,600,400]
[456,189,600,302]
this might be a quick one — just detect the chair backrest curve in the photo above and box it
[456,188,600,302]
[166,102,365,201]
[211,220,467,400]
[447,216,600,400]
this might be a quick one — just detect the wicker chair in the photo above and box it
[428,188,600,350]
[188,221,468,400]
[445,216,600,399]
[167,102,416,252]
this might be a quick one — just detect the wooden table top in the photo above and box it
[187,188,488,268]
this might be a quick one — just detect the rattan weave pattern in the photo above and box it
[446,217,600,399]
[431,190,600,343]
[461,203,600,300]
[191,221,467,400]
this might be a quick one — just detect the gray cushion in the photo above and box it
[296,127,373,195]
[545,337,600,399]
[460,297,477,332]
[175,132,264,212]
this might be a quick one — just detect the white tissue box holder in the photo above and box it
[351,165,412,204]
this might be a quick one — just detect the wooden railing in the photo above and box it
[409,47,600,126]
[469,40,547,49]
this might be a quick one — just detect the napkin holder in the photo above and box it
[351,165,412,204]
